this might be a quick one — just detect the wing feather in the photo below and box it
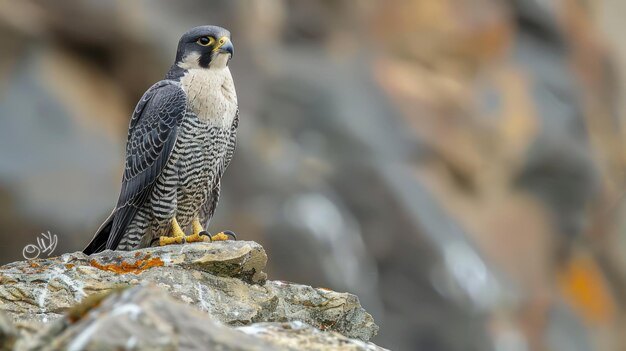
[104,80,186,249]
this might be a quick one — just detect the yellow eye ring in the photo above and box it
[197,36,214,46]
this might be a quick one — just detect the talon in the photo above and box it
[159,218,236,246]
[199,231,212,241]
[222,230,237,240]
[211,230,237,241]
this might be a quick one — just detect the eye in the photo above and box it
[197,36,214,46]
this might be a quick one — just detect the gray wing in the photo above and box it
[200,109,239,227]
[106,80,187,249]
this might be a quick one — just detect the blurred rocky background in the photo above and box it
[1,0,625,350]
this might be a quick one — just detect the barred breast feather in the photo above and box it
[84,67,238,253]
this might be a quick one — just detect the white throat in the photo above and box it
[209,53,231,69]
[179,66,237,128]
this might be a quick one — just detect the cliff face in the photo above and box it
[0,242,384,350]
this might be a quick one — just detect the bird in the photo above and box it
[84,25,239,254]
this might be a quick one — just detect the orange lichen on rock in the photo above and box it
[89,254,164,274]
[559,251,616,324]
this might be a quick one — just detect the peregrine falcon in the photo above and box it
[84,26,238,254]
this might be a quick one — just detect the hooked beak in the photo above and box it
[214,36,234,58]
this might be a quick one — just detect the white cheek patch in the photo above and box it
[178,52,202,70]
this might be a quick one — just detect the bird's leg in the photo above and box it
[172,217,186,238]
[159,217,186,246]
[159,217,210,246]
[159,217,237,246]
[192,218,204,236]
[184,218,208,243]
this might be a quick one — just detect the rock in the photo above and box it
[18,285,386,351]
[0,311,17,350]
[261,282,377,342]
[0,241,267,325]
[0,242,381,348]
[238,321,388,351]
[19,285,277,351]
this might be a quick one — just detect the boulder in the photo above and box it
[0,311,17,350]
[0,241,384,350]
[237,321,387,351]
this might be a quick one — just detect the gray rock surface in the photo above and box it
[18,286,387,351]
[19,285,278,351]
[0,311,17,350]
[237,321,388,351]
[0,241,383,350]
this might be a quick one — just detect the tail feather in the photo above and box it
[84,211,115,255]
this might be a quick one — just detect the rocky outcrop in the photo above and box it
[0,241,384,350]
[0,311,16,350]
[237,321,384,351]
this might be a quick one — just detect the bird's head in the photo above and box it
[175,25,234,70]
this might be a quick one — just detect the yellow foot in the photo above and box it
[193,217,237,241]
[202,230,237,242]
[159,217,210,246]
